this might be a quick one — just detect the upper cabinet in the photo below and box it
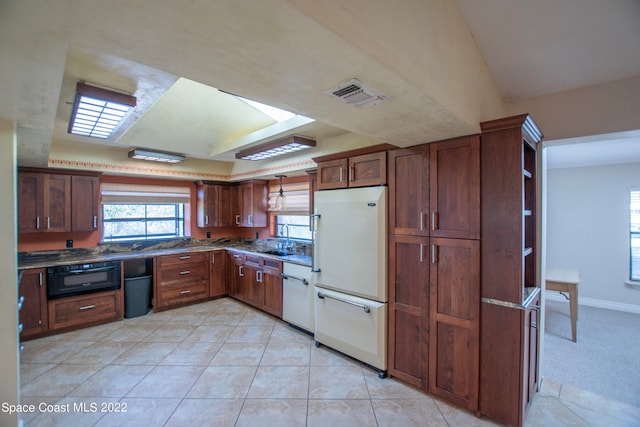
[196,182,233,228]
[388,135,480,239]
[317,151,387,190]
[71,175,100,231]
[18,170,100,234]
[18,172,71,233]
[233,180,268,228]
[429,135,480,240]
[196,180,267,228]
[480,114,542,304]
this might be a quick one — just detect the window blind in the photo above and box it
[268,181,309,214]
[101,183,191,204]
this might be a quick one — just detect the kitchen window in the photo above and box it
[276,215,312,241]
[103,203,185,241]
[101,183,191,242]
[630,189,640,282]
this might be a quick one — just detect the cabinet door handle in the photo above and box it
[419,244,426,263]
[179,270,191,275]
[419,212,425,231]
[36,217,40,230]
[39,272,43,286]
[431,244,437,264]
[431,212,437,231]
[93,216,98,229]
[47,217,51,229]
[256,270,263,283]
[18,296,24,311]
[349,165,354,181]
[80,305,95,311]
[211,254,215,265]
[339,167,343,183]
[205,215,209,225]
[235,215,240,225]
[179,255,191,260]
[180,289,192,295]
[239,265,244,277]
[248,214,252,225]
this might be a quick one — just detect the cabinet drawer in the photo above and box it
[157,263,209,285]
[158,281,208,303]
[157,252,208,267]
[49,292,118,330]
[262,258,282,272]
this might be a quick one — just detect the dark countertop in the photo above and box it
[18,238,313,269]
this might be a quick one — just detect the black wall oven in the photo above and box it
[47,261,121,299]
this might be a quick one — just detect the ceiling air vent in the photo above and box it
[324,79,390,108]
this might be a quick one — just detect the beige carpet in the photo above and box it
[543,299,640,408]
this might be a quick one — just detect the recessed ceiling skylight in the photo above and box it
[237,97,296,122]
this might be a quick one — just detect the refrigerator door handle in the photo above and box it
[317,291,371,313]
[310,214,321,272]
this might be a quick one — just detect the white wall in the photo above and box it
[0,119,19,426]
[546,161,640,311]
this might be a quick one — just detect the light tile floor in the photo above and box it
[19,298,640,426]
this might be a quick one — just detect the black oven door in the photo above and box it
[48,261,121,299]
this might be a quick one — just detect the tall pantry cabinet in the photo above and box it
[387,135,480,411]
[478,114,543,427]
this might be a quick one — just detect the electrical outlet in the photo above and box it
[66,239,73,248]
[206,232,211,239]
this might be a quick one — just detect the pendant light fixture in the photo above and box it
[275,175,287,211]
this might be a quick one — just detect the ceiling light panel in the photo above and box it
[236,135,316,161]
[68,82,136,139]
[128,148,185,163]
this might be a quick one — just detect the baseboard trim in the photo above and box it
[545,292,640,314]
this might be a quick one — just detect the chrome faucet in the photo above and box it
[282,224,294,252]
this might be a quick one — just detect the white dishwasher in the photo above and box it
[282,262,314,333]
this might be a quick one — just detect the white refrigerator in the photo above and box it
[313,186,387,377]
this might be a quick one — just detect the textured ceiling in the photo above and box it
[1,0,639,172]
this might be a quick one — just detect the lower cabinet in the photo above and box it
[154,252,210,309]
[388,235,429,389]
[479,291,540,427]
[48,290,123,330]
[388,236,479,412]
[226,250,283,318]
[429,238,480,412]
[209,250,226,297]
[19,268,48,339]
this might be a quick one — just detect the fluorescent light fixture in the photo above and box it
[235,135,316,161]
[68,82,136,139]
[128,148,185,163]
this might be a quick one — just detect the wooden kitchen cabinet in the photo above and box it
[232,181,268,227]
[154,252,210,309]
[388,135,479,239]
[387,235,429,389]
[428,237,480,412]
[209,250,226,297]
[429,135,480,240]
[196,182,234,227]
[261,258,283,317]
[480,291,540,426]
[387,135,480,407]
[48,290,123,331]
[388,145,430,236]
[19,268,48,339]
[226,250,283,317]
[478,114,543,427]
[317,152,386,190]
[18,172,71,233]
[71,175,100,231]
